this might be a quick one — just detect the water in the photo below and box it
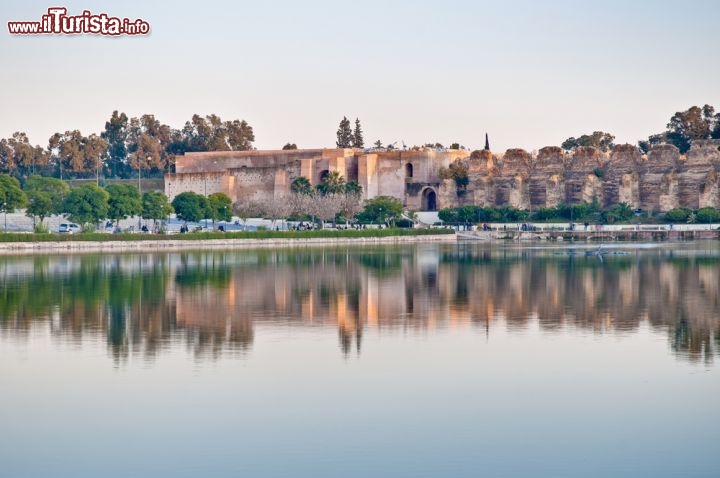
[1,242,719,477]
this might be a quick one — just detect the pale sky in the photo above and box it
[1,0,719,152]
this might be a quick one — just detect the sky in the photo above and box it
[1,0,719,152]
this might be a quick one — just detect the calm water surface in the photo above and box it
[1,242,719,477]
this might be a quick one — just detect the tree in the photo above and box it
[336,116,353,148]
[695,207,720,223]
[233,200,261,227]
[51,130,108,177]
[666,105,716,153]
[638,133,667,154]
[316,171,345,195]
[257,194,294,229]
[24,176,69,224]
[664,208,692,223]
[604,202,633,223]
[0,133,51,178]
[339,187,363,223]
[373,140,383,149]
[172,114,255,154]
[312,193,344,225]
[101,110,130,178]
[62,184,109,226]
[282,143,298,150]
[291,176,314,196]
[105,184,141,225]
[561,131,615,152]
[207,192,233,224]
[439,159,469,196]
[352,118,364,148]
[142,191,173,224]
[0,132,51,177]
[171,191,207,222]
[438,208,459,224]
[640,105,719,154]
[345,181,362,195]
[356,196,403,225]
[0,174,28,217]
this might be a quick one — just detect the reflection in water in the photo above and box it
[1,244,719,364]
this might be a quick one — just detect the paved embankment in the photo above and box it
[458,229,720,241]
[0,233,457,255]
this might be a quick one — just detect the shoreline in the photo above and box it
[458,229,720,241]
[0,233,457,255]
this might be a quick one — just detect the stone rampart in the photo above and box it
[165,141,720,212]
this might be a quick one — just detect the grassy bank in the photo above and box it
[0,228,455,243]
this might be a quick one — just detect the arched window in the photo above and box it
[405,163,414,178]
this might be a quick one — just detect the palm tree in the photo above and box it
[290,176,314,196]
[317,171,345,195]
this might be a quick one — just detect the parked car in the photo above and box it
[58,223,81,234]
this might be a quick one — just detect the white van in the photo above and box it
[58,223,81,234]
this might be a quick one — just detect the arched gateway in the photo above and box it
[421,188,437,211]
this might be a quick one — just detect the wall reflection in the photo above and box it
[1,245,718,364]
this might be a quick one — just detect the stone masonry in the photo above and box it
[165,140,720,212]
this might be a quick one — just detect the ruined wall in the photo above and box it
[564,146,605,206]
[603,144,640,208]
[679,140,720,209]
[466,149,495,207]
[494,149,531,209]
[639,144,679,212]
[474,141,720,212]
[530,147,565,208]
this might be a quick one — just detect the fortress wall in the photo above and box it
[358,154,379,198]
[494,149,531,209]
[603,144,640,208]
[529,146,565,209]
[174,149,329,174]
[680,140,720,208]
[467,149,496,207]
[166,141,720,212]
[165,172,227,201]
[565,147,606,206]
[232,167,278,203]
[639,144,680,212]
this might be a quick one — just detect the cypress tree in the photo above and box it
[352,118,364,148]
[336,117,353,148]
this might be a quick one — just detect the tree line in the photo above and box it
[0,170,407,232]
[0,112,256,181]
[438,202,720,227]
[2,104,716,187]
[0,173,235,231]
[561,104,720,154]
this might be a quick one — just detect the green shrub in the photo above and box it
[695,207,720,223]
[664,208,692,223]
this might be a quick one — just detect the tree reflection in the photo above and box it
[0,245,718,364]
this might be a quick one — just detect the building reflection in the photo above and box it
[0,245,718,363]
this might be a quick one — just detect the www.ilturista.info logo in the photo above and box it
[8,7,150,35]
